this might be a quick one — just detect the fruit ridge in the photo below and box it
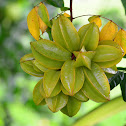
[20,15,124,117]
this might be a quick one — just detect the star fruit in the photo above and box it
[20,15,123,117]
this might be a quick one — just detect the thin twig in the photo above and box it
[73,14,123,29]
[73,14,99,19]
[70,0,73,22]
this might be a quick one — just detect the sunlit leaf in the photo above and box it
[88,15,102,28]
[38,2,51,27]
[114,29,126,55]
[100,21,118,41]
[27,7,40,40]
[27,3,49,40]
[63,13,70,17]
[35,3,49,34]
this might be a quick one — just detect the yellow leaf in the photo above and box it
[88,16,102,28]
[36,3,49,33]
[114,29,126,55]
[64,13,70,17]
[27,3,49,40]
[27,7,40,40]
[100,21,118,41]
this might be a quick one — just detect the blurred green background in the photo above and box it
[0,0,126,126]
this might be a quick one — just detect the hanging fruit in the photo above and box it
[20,3,125,117]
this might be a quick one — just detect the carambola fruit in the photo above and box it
[20,15,124,117]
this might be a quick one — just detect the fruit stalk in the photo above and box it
[70,0,73,22]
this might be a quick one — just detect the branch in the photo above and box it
[73,14,123,29]
[70,0,73,22]
[73,96,126,126]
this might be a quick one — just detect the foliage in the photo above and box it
[20,0,126,118]
[1,0,126,125]
[121,0,126,14]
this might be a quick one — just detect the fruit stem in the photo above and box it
[71,53,75,60]
[70,0,73,22]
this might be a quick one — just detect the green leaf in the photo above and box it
[121,0,126,15]
[60,7,70,11]
[46,27,53,41]
[61,97,81,117]
[38,3,51,27]
[123,54,126,58]
[120,73,126,101]
[43,69,60,97]
[73,96,126,126]
[109,71,124,90]
[45,92,68,112]
[45,0,64,8]
[33,79,44,105]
